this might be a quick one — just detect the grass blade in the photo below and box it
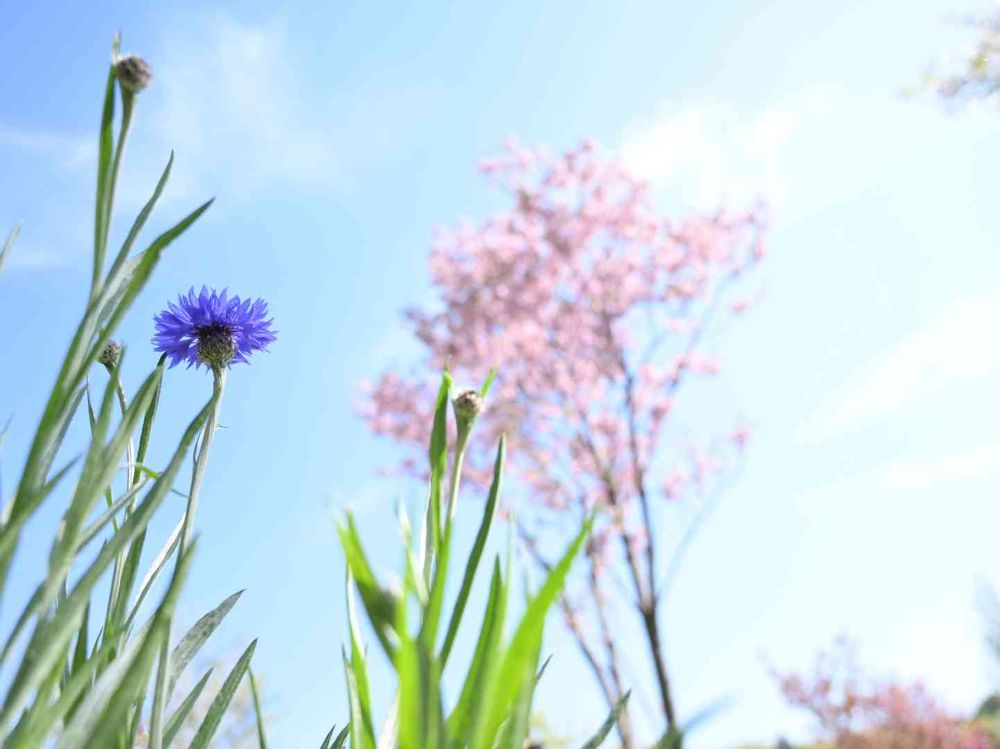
[187,639,257,749]
[446,558,507,746]
[323,724,350,749]
[248,667,268,749]
[75,477,146,551]
[343,648,376,749]
[0,400,211,732]
[57,538,197,749]
[337,515,398,659]
[104,153,173,286]
[579,691,631,749]
[167,589,244,697]
[440,435,505,666]
[162,668,213,747]
[123,514,184,635]
[0,223,21,277]
[471,518,592,749]
[109,355,168,638]
[91,66,115,291]
[319,724,337,749]
[424,371,452,573]
[346,574,376,748]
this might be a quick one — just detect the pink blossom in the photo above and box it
[363,134,765,553]
[359,139,768,733]
[774,638,994,749]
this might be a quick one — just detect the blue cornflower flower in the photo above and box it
[153,286,276,370]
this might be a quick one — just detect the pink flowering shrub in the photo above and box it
[360,138,767,746]
[774,639,995,749]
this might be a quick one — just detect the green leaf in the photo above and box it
[497,636,543,749]
[343,647,376,749]
[14,629,114,743]
[92,66,116,288]
[248,667,269,749]
[2,360,155,669]
[135,355,166,478]
[167,589,244,697]
[319,724,338,749]
[478,368,496,398]
[75,477,147,551]
[0,386,85,596]
[651,727,684,749]
[0,399,211,732]
[376,695,399,749]
[324,724,350,749]
[56,538,196,749]
[440,435,505,666]
[420,510,452,656]
[147,636,171,749]
[0,222,21,277]
[346,574,376,748]
[93,198,214,344]
[579,691,631,749]
[446,559,508,746]
[70,603,90,679]
[471,518,593,749]
[123,514,184,635]
[104,153,174,287]
[337,514,398,659]
[16,367,159,658]
[333,727,351,749]
[109,355,168,637]
[187,639,257,749]
[162,668,213,747]
[425,371,453,569]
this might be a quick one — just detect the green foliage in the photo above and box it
[0,39,255,747]
[1,35,631,749]
[335,372,622,749]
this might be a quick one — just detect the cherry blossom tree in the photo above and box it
[360,138,767,747]
[773,638,995,749]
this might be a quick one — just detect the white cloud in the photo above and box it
[883,442,1000,491]
[802,293,1000,442]
[620,102,796,209]
[4,244,70,271]
[617,84,996,219]
[137,13,339,203]
[1,14,343,272]
[0,123,91,169]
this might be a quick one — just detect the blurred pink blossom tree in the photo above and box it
[360,139,767,747]
[917,8,1000,107]
[774,638,995,749]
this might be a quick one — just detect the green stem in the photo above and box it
[148,368,225,749]
[101,372,133,654]
[445,429,469,523]
[92,92,134,299]
[147,627,171,749]
[115,384,136,494]
[248,667,269,749]
[178,367,226,559]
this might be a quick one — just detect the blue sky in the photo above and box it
[2,0,1000,746]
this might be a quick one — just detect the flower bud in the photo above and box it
[114,55,152,94]
[452,389,483,442]
[453,389,482,422]
[98,340,122,370]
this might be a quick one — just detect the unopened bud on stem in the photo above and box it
[114,54,152,94]
[453,389,483,440]
[98,340,122,371]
